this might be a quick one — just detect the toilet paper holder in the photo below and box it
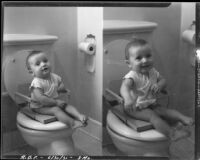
[79,34,96,73]
[79,34,96,55]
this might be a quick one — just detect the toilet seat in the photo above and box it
[3,50,34,103]
[17,111,68,131]
[107,110,167,141]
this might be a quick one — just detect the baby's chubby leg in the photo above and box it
[33,106,75,127]
[126,107,189,141]
[153,106,194,126]
[126,107,172,137]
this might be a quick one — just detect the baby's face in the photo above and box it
[28,52,51,79]
[128,44,153,74]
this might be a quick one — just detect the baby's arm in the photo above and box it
[32,88,66,107]
[57,82,71,104]
[155,75,167,93]
[157,75,167,91]
[57,82,68,93]
[120,78,137,113]
[151,74,167,95]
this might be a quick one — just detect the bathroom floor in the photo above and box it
[102,125,195,160]
[2,126,101,158]
[3,125,195,160]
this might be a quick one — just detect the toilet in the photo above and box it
[106,106,169,156]
[3,34,82,155]
[103,20,170,156]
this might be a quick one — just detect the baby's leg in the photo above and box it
[65,105,87,123]
[127,108,189,141]
[34,107,75,127]
[153,106,194,126]
[129,108,173,137]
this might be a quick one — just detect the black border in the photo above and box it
[196,2,200,160]
[2,1,171,7]
[2,155,169,160]
[1,1,199,160]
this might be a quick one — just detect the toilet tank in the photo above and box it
[2,34,58,102]
[103,20,157,45]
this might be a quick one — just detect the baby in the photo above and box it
[26,50,87,128]
[120,38,194,141]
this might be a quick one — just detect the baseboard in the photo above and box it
[78,117,102,142]
[73,117,102,155]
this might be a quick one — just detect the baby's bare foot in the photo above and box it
[72,120,83,129]
[182,117,194,126]
[174,122,184,130]
[78,114,88,125]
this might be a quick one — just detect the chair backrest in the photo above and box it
[107,79,122,96]
[104,79,124,105]
[15,83,31,105]
[17,83,31,96]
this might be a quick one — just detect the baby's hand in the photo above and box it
[150,84,161,96]
[56,99,67,108]
[136,104,145,110]
[124,101,136,113]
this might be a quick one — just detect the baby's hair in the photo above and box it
[26,50,44,71]
[125,38,148,60]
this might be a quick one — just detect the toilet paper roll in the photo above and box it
[182,30,195,45]
[79,42,96,55]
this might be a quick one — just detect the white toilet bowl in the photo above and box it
[107,108,169,156]
[3,34,81,155]
[17,110,76,155]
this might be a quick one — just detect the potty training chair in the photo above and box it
[104,80,170,157]
[3,34,86,155]
[15,84,71,124]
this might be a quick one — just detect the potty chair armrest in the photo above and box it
[156,89,168,99]
[58,89,71,103]
[15,92,31,108]
[58,89,71,96]
[15,92,58,124]
[105,88,124,105]
[160,89,168,95]
[15,92,31,102]
[65,89,71,96]
[156,88,170,108]
[105,89,154,132]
